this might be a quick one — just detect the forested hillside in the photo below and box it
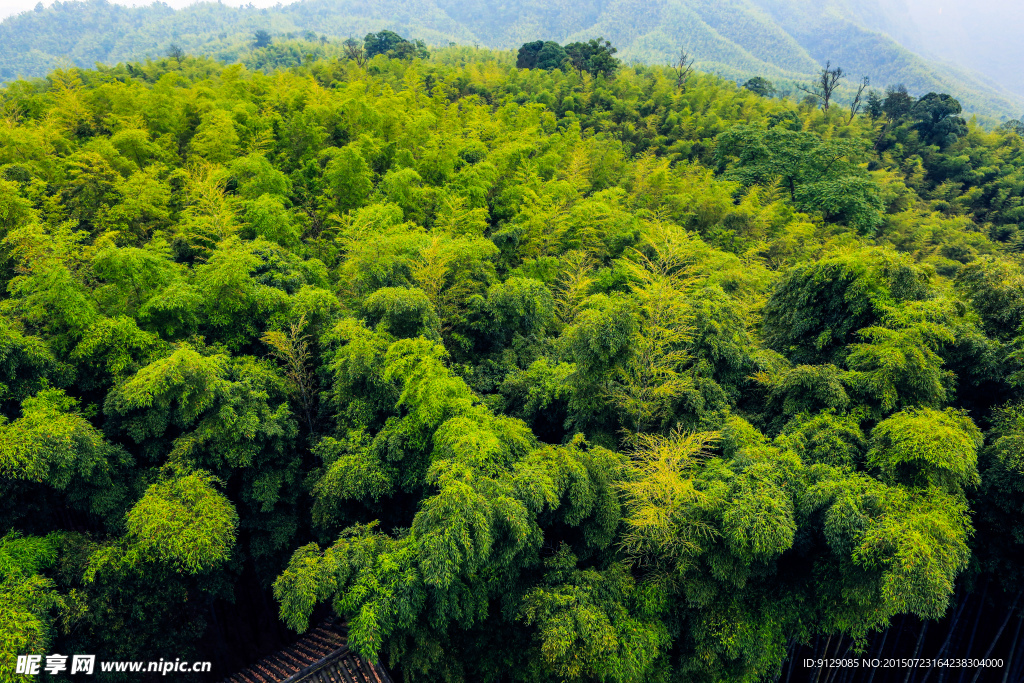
[2,40,1024,683]
[2,0,1023,120]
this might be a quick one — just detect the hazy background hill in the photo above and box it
[2,0,1022,120]
[901,0,1024,101]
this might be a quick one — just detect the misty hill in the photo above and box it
[899,0,1024,103]
[2,0,1021,119]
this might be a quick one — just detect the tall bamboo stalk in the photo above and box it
[816,635,835,683]
[941,592,974,683]
[923,595,969,683]
[999,614,1022,683]
[869,627,892,683]
[825,636,850,683]
[959,583,988,683]
[905,621,929,683]
[969,592,1022,683]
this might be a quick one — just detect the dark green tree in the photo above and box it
[253,30,272,48]
[716,126,884,232]
[866,89,884,119]
[364,30,409,59]
[564,37,619,79]
[743,76,776,97]
[516,40,544,69]
[912,92,968,147]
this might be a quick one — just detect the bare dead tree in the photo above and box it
[847,76,870,123]
[673,48,695,92]
[342,36,366,67]
[797,61,844,112]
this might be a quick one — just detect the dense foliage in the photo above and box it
[1,0,1023,120]
[1,39,1024,683]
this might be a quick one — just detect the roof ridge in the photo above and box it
[221,620,394,683]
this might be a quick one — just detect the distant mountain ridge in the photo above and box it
[1,0,1021,119]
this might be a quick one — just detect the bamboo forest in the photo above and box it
[2,29,1024,683]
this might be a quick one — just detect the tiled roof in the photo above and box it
[223,619,394,683]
